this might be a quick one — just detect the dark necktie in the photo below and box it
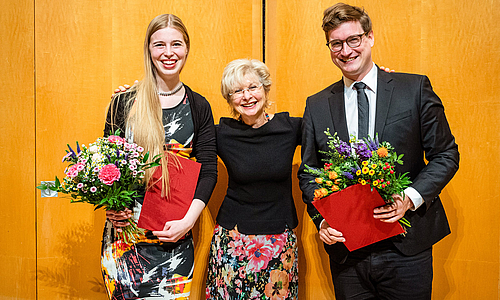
[354,82,369,139]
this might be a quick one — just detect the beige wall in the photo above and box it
[1,0,498,299]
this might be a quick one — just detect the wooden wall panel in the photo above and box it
[0,0,37,299]
[3,0,495,298]
[266,0,499,299]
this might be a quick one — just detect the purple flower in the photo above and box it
[334,140,351,157]
[343,171,354,180]
[354,142,372,160]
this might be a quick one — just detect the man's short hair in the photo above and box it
[322,3,372,41]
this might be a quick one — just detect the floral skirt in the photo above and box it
[101,220,194,299]
[206,224,298,299]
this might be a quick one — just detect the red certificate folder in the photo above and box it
[312,184,404,251]
[138,156,201,231]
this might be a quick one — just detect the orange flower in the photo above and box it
[281,248,295,270]
[328,171,338,180]
[331,185,340,192]
[326,180,333,186]
[377,147,389,157]
[314,188,329,200]
[265,270,289,300]
[315,177,323,184]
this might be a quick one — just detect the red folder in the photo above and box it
[138,156,201,231]
[312,184,404,251]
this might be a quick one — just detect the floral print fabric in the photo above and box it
[206,224,298,299]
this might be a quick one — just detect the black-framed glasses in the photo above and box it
[229,83,263,99]
[326,32,368,52]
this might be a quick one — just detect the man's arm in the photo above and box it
[412,75,459,207]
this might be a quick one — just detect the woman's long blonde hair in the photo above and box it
[126,14,190,196]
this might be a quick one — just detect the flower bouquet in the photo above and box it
[305,129,412,229]
[37,131,160,242]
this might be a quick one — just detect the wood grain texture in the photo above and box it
[0,0,37,298]
[2,0,498,298]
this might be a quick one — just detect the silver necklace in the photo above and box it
[158,82,183,96]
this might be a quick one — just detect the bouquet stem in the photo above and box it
[118,218,145,244]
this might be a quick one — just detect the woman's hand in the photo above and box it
[106,208,133,233]
[152,199,205,243]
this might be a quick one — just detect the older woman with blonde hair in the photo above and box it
[102,14,217,299]
[206,58,300,299]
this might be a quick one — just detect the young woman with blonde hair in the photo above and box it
[102,14,217,299]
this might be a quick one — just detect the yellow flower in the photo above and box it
[377,147,389,157]
[373,180,379,186]
[329,171,338,180]
[361,180,367,185]
[371,164,377,169]
[362,161,369,166]
[362,167,369,174]
[356,170,361,176]
[369,170,375,176]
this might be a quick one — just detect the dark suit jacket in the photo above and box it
[298,68,459,263]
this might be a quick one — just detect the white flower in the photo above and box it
[92,153,103,162]
[89,145,99,154]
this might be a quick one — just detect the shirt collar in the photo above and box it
[343,62,378,92]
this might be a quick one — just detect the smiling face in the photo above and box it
[149,27,188,82]
[230,74,267,122]
[328,21,374,81]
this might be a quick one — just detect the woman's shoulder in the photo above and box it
[184,84,209,105]
[273,112,302,127]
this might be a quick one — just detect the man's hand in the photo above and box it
[319,220,345,245]
[111,80,138,98]
[373,193,414,223]
[379,66,395,73]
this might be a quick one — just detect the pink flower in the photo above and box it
[108,135,125,144]
[77,183,84,189]
[90,186,97,192]
[245,236,274,272]
[227,238,245,259]
[65,164,81,178]
[98,164,121,185]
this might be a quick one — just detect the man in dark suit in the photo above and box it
[298,3,459,299]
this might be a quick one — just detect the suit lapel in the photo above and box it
[328,80,350,141]
[375,69,394,139]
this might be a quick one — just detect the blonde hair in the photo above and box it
[220,58,272,117]
[126,14,190,196]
